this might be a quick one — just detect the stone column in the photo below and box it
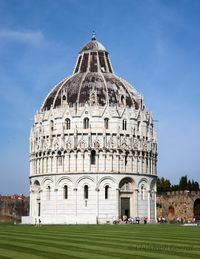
[42,158,44,174]
[130,154,133,173]
[82,152,84,172]
[148,154,151,175]
[117,153,120,172]
[148,190,150,220]
[56,156,58,173]
[74,188,78,223]
[66,152,70,173]
[154,191,157,221]
[88,151,91,172]
[136,152,139,174]
[116,188,120,219]
[134,189,139,217]
[103,152,106,172]
[62,155,64,172]
[144,153,147,175]
[140,153,143,174]
[38,159,40,174]
[152,155,155,175]
[96,187,99,224]
[121,153,125,173]
[50,156,53,173]
[45,157,47,174]
[74,152,77,172]
[97,152,99,172]
[110,152,113,172]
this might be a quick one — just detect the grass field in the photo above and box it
[0,224,199,259]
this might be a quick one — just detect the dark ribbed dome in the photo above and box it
[41,35,140,111]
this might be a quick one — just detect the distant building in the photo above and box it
[157,191,200,222]
[0,195,29,222]
[22,34,157,224]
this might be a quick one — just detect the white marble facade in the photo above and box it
[22,34,157,224]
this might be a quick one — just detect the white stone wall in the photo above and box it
[26,173,157,224]
[24,102,158,224]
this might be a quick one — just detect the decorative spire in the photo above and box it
[91,31,96,41]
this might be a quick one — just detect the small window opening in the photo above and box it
[125,151,129,166]
[122,119,127,130]
[84,185,89,199]
[105,185,109,199]
[64,185,68,199]
[121,95,125,105]
[83,118,89,129]
[50,120,54,131]
[65,118,70,130]
[137,121,140,131]
[38,202,41,217]
[104,118,109,129]
[91,150,96,165]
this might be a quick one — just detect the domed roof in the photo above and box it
[80,32,106,52]
[41,34,141,111]
[80,40,106,52]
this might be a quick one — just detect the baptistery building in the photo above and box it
[23,34,157,224]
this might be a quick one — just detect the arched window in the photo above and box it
[105,185,109,199]
[38,202,41,217]
[141,185,145,200]
[91,150,96,165]
[122,119,127,130]
[121,95,125,105]
[83,118,89,129]
[47,186,51,200]
[64,185,68,199]
[125,151,129,166]
[50,120,54,131]
[84,185,88,199]
[65,118,70,130]
[104,118,109,129]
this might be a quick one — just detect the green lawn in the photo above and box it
[0,224,199,259]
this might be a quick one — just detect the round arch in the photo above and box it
[119,177,134,191]
[194,199,200,220]
[168,205,175,220]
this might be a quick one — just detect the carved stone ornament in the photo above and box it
[42,140,47,150]
[133,138,139,150]
[108,137,115,149]
[54,138,59,151]
[94,140,100,150]
[143,141,148,151]
[66,140,71,150]
[79,140,85,150]
[90,91,96,105]
[121,136,128,150]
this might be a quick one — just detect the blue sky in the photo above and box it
[0,0,200,195]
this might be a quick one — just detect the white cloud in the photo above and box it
[0,28,45,46]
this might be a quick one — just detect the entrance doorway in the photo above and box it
[121,198,130,218]
[194,199,200,220]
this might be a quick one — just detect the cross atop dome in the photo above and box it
[91,31,96,41]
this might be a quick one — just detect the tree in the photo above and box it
[157,175,200,193]
[179,175,188,190]
[157,177,171,192]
